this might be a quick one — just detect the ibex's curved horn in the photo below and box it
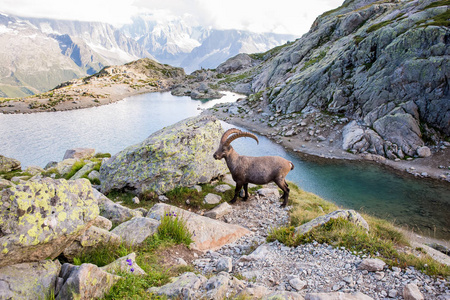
[220,128,242,144]
[223,132,259,147]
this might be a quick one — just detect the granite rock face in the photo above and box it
[99,115,228,194]
[218,0,450,159]
[0,178,99,267]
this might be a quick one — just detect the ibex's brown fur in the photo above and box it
[213,128,294,207]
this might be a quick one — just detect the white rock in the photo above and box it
[358,258,385,272]
[257,188,280,198]
[158,195,169,202]
[214,184,232,193]
[403,283,424,300]
[416,146,431,158]
[289,277,307,291]
[132,196,140,204]
[204,193,222,205]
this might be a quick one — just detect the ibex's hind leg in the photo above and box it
[242,183,249,201]
[230,182,243,204]
[274,178,290,207]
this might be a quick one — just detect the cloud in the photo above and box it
[0,0,344,35]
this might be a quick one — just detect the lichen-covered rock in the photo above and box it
[99,115,227,194]
[92,188,142,225]
[92,215,113,231]
[147,203,251,251]
[0,178,12,189]
[0,260,61,300]
[0,154,21,173]
[295,210,369,236]
[110,217,160,246]
[56,263,120,300]
[63,226,121,261]
[0,178,99,268]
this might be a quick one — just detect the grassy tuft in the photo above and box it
[367,20,393,33]
[63,160,86,179]
[157,212,193,246]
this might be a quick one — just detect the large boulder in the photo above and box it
[0,154,21,173]
[0,178,99,267]
[147,203,251,251]
[373,113,423,157]
[0,260,61,300]
[100,115,227,194]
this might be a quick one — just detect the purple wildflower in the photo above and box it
[126,258,133,266]
[130,268,135,272]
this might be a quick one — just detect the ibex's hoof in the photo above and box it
[229,199,237,204]
[241,197,248,202]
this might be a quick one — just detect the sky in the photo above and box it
[0,0,344,36]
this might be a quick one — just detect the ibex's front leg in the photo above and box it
[242,183,249,201]
[230,182,243,204]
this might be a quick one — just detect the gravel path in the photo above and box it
[195,188,450,299]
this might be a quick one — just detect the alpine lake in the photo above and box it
[1,92,449,240]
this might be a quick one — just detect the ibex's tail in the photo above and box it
[290,161,294,170]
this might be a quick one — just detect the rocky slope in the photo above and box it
[202,0,449,162]
[0,58,185,113]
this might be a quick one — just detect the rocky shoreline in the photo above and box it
[201,100,450,183]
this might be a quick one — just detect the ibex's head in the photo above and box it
[213,128,259,160]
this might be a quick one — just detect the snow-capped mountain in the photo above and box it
[121,15,296,73]
[0,12,296,97]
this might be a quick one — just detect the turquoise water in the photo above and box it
[1,92,449,240]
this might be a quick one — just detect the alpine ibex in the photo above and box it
[213,128,294,207]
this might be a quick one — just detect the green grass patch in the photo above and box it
[63,160,86,180]
[353,35,365,45]
[301,49,328,71]
[424,0,450,9]
[94,152,112,159]
[367,20,393,33]
[422,10,450,27]
[267,182,450,277]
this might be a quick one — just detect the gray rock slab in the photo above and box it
[111,217,160,246]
